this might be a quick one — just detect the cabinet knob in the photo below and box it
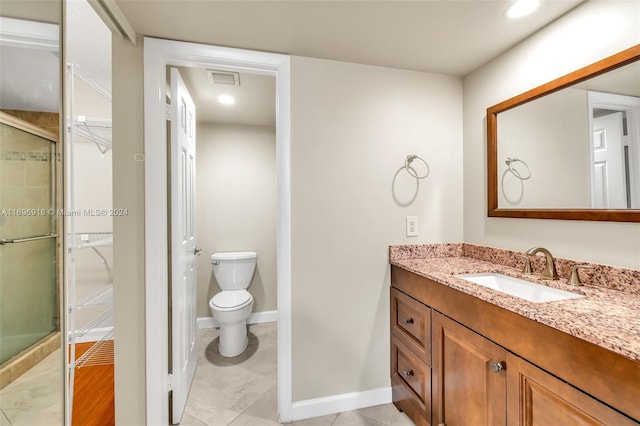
[403,318,414,325]
[402,369,414,377]
[490,361,505,372]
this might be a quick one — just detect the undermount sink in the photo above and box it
[456,273,585,303]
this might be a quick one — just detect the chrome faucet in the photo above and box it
[525,247,558,280]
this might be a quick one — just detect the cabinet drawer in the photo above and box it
[391,337,431,426]
[391,287,431,365]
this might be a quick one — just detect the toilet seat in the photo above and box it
[210,290,252,311]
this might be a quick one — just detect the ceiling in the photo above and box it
[0,45,59,112]
[1,0,589,125]
[177,67,275,127]
[119,0,585,126]
[0,0,111,113]
[116,0,584,77]
[0,1,60,24]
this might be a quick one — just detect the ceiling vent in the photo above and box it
[206,70,240,86]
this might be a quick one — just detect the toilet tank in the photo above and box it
[211,251,257,290]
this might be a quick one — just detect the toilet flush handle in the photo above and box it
[193,247,203,256]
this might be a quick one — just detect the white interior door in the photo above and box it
[170,67,198,424]
[592,112,627,208]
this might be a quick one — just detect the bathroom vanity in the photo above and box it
[389,244,640,426]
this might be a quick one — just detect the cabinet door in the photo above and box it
[506,353,639,426]
[432,312,507,426]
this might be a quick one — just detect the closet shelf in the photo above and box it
[73,64,112,102]
[73,307,113,341]
[74,232,113,247]
[74,329,114,369]
[75,284,113,309]
[73,232,113,282]
[73,117,112,153]
[66,58,114,423]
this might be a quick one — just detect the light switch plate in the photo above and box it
[406,216,418,237]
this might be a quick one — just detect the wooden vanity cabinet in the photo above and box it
[430,312,637,426]
[390,288,431,425]
[390,265,640,426]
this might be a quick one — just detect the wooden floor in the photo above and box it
[71,342,114,426]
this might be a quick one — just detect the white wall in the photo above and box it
[463,0,640,269]
[196,124,277,317]
[111,42,463,421]
[290,56,463,401]
[112,36,146,426]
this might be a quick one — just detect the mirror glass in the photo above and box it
[488,45,640,222]
[0,2,64,425]
[64,1,114,424]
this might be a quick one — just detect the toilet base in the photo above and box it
[218,320,249,357]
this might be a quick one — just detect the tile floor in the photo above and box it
[183,322,414,426]
[0,350,63,426]
[0,322,414,426]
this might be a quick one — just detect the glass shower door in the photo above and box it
[0,119,58,364]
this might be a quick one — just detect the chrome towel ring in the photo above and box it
[404,154,430,180]
[505,157,531,180]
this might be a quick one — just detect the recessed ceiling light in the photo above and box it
[217,94,236,105]
[505,0,540,19]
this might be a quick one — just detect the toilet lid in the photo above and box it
[211,290,252,309]
[211,251,257,261]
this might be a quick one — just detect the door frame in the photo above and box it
[588,90,640,208]
[143,37,292,425]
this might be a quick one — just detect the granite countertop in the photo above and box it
[391,255,640,363]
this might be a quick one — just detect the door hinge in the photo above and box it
[165,103,172,121]
[167,373,174,391]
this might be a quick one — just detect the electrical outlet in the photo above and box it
[406,216,418,237]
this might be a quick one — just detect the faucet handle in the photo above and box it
[568,264,594,286]
[517,254,532,274]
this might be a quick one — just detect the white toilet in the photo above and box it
[208,251,257,357]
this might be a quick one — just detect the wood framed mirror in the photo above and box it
[487,44,640,222]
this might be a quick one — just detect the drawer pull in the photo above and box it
[403,318,414,325]
[490,361,505,373]
[402,369,414,377]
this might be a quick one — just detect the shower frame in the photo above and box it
[0,111,63,386]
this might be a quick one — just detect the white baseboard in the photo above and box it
[197,310,278,329]
[290,387,392,421]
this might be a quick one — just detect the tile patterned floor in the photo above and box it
[0,350,63,426]
[0,322,414,426]
[183,323,414,426]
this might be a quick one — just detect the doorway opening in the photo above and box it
[64,1,114,424]
[174,65,278,423]
[143,38,292,425]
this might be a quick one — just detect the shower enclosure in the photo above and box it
[0,112,59,370]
